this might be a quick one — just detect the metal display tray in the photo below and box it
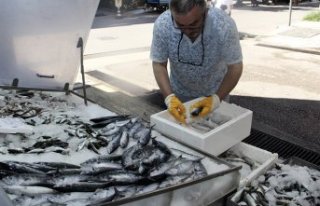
[223,142,278,188]
[227,156,320,206]
[0,90,241,206]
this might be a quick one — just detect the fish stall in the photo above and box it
[0,1,245,205]
[0,90,242,206]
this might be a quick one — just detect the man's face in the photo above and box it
[172,6,206,40]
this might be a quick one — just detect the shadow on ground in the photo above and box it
[230,95,320,153]
[92,9,161,29]
[234,3,318,11]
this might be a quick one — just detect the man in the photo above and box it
[215,0,233,16]
[150,0,243,124]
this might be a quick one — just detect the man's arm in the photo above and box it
[152,61,172,98]
[215,62,243,100]
[153,61,187,123]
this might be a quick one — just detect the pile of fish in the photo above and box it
[188,111,231,133]
[234,163,320,206]
[0,140,207,206]
[0,90,210,205]
[219,150,259,180]
[0,91,160,155]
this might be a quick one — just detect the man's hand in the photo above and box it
[165,94,186,124]
[190,94,220,117]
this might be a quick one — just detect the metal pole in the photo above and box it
[77,37,88,106]
[115,0,123,18]
[288,0,293,26]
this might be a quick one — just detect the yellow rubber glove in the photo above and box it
[190,94,220,117]
[165,94,186,124]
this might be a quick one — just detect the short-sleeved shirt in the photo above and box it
[150,7,242,102]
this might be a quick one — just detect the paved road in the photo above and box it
[81,3,320,153]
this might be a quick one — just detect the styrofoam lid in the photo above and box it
[0,0,100,90]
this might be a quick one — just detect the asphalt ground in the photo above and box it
[80,2,320,154]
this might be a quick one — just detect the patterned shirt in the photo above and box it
[150,7,242,102]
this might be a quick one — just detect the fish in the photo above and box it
[96,135,112,144]
[107,171,149,185]
[46,168,82,176]
[142,147,171,167]
[170,148,203,161]
[100,123,120,136]
[85,170,148,185]
[137,125,154,146]
[165,160,195,176]
[128,122,144,139]
[13,108,42,119]
[3,185,58,195]
[158,174,191,189]
[77,138,89,152]
[148,157,184,180]
[120,129,129,148]
[190,106,203,117]
[0,174,52,187]
[80,154,122,166]
[87,187,116,205]
[136,182,159,195]
[90,115,129,124]
[75,128,87,138]
[122,143,170,173]
[106,133,122,154]
[197,117,219,129]
[31,139,68,150]
[122,144,142,170]
[114,185,137,199]
[0,162,45,175]
[13,192,93,206]
[50,198,93,206]
[34,162,80,170]
[190,122,211,132]
[87,140,100,154]
[80,162,123,175]
[151,138,172,162]
[53,182,110,193]
[193,161,208,178]
[7,148,25,154]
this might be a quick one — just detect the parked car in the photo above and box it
[145,0,170,11]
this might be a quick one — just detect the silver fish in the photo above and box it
[80,162,123,175]
[106,133,122,154]
[170,148,203,161]
[120,129,129,148]
[3,185,57,195]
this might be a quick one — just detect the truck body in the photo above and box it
[145,0,170,11]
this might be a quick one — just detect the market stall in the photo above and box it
[0,1,242,205]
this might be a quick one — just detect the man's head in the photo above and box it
[170,0,207,40]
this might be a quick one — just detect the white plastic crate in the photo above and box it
[151,99,253,156]
[225,142,278,188]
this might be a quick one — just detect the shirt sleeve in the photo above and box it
[150,15,169,63]
[221,18,243,65]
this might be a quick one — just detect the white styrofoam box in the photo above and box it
[150,99,253,156]
[225,142,278,188]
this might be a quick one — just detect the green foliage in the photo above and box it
[303,11,320,22]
